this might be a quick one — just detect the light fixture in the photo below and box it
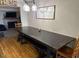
[23,0,30,12]
[23,4,30,12]
[23,0,37,12]
[32,0,37,11]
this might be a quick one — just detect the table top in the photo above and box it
[17,27,75,50]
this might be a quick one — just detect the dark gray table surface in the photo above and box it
[17,27,75,50]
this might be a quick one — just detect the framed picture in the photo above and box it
[36,5,56,20]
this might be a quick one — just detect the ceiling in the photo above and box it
[25,0,33,1]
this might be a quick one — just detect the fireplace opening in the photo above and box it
[8,21,17,28]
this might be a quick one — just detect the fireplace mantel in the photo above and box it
[0,6,19,11]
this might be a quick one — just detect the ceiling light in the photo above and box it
[23,4,30,12]
[23,0,37,12]
[32,4,37,11]
[32,0,37,11]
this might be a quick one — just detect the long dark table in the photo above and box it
[17,27,75,57]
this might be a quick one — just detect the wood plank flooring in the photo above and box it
[0,37,39,58]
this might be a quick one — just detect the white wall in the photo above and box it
[28,0,79,38]
[17,0,29,27]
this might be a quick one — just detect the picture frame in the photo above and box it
[36,5,56,20]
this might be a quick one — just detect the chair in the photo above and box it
[15,23,22,28]
[56,35,79,58]
[0,25,6,37]
[0,25,6,31]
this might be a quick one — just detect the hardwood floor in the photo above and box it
[0,37,39,58]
